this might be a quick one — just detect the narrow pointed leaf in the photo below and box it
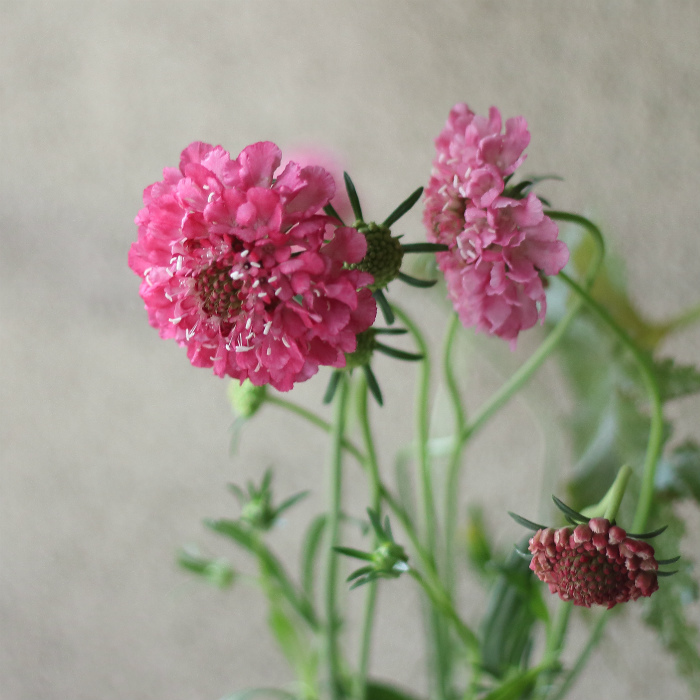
[228,483,248,506]
[397,271,438,288]
[323,370,342,404]
[344,171,363,222]
[323,203,344,225]
[400,242,449,254]
[347,566,375,581]
[382,186,424,228]
[301,514,326,600]
[350,573,377,589]
[657,570,680,577]
[627,525,668,539]
[334,546,374,561]
[374,327,408,335]
[508,511,546,531]
[363,364,384,406]
[373,289,395,324]
[375,342,423,362]
[552,495,589,523]
[274,491,310,518]
[383,515,394,541]
[657,556,682,565]
[367,508,384,537]
[513,545,533,560]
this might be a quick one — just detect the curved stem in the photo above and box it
[324,375,349,700]
[356,376,382,697]
[462,212,605,444]
[266,395,366,465]
[558,272,664,532]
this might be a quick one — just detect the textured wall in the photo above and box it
[2,2,699,699]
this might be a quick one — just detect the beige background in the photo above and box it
[2,2,700,699]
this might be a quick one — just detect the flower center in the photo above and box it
[194,259,242,321]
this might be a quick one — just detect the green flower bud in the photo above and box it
[228,379,267,418]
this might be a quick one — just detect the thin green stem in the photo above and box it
[356,376,382,698]
[392,304,450,700]
[266,394,366,465]
[325,375,349,700]
[546,612,608,700]
[443,312,468,594]
[558,272,664,532]
[462,211,605,445]
[408,569,480,657]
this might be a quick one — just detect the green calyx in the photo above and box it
[344,329,378,370]
[352,222,404,290]
[228,379,267,418]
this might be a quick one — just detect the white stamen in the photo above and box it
[268,276,277,283]
[282,337,291,348]
[452,175,459,189]
[176,256,183,271]
[207,191,215,203]
[252,280,260,288]
[164,291,173,302]
[230,270,243,280]
[169,316,182,324]
[263,322,272,335]
[275,287,283,296]
[245,317,252,330]
[266,347,272,356]
[240,249,250,257]
[235,345,254,352]
[249,261,260,268]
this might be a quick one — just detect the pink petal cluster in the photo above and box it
[129,141,376,391]
[424,104,569,347]
[528,518,659,609]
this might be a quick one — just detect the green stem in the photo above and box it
[392,304,450,700]
[356,376,383,698]
[462,212,605,445]
[558,272,664,532]
[443,312,468,595]
[266,395,366,465]
[325,375,349,700]
[660,300,700,335]
[546,612,608,700]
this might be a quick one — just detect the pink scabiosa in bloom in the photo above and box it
[129,141,376,391]
[424,103,569,348]
[528,518,660,609]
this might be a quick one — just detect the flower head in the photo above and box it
[129,141,376,391]
[528,518,659,608]
[424,104,569,348]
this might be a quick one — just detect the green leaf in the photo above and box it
[323,369,342,404]
[508,511,546,531]
[364,680,423,700]
[397,271,437,288]
[400,242,448,254]
[480,543,544,678]
[177,548,236,589]
[650,358,700,402]
[334,546,374,562]
[642,505,700,692]
[344,171,363,222]
[363,364,384,406]
[382,186,423,228]
[274,490,310,519]
[323,203,344,225]
[656,440,700,502]
[375,342,424,362]
[551,496,588,523]
[373,289,395,324]
[219,689,298,700]
[300,514,326,601]
[480,665,548,700]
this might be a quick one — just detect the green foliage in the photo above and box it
[177,548,236,589]
[364,681,423,700]
[642,504,700,692]
[479,544,549,679]
[656,440,700,501]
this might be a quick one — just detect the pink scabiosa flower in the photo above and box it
[528,518,660,609]
[424,103,569,348]
[129,141,376,391]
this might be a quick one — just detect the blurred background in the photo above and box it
[2,2,699,699]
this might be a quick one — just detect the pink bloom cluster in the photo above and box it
[424,104,569,347]
[529,518,659,609]
[129,141,376,391]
